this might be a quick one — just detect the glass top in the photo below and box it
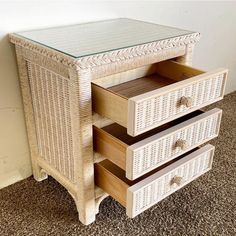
[15,18,193,58]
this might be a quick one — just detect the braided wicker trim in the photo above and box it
[9,32,200,70]
[9,34,78,69]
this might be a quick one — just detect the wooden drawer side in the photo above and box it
[92,84,128,127]
[93,126,127,169]
[94,160,130,207]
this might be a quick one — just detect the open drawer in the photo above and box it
[93,108,222,180]
[95,144,215,218]
[92,60,227,136]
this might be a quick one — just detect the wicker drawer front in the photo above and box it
[128,68,227,136]
[126,144,214,217]
[92,61,227,136]
[95,144,215,218]
[94,108,221,180]
[127,108,221,180]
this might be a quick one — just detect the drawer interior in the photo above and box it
[94,147,198,207]
[95,110,203,146]
[92,60,205,98]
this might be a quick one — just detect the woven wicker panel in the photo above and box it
[133,73,225,135]
[27,61,74,182]
[130,110,221,179]
[128,147,213,217]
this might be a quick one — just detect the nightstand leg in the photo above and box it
[68,190,96,225]
[69,69,96,225]
[26,155,49,182]
[95,187,109,214]
[31,161,48,182]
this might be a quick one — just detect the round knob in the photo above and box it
[170,176,183,187]
[180,96,193,108]
[175,139,188,150]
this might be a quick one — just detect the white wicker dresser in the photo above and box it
[10,19,228,225]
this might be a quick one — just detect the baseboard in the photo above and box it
[0,170,32,189]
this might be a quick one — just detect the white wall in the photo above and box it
[0,1,236,188]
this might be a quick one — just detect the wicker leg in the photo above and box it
[95,187,109,214]
[32,161,48,182]
[68,189,98,225]
[69,69,96,225]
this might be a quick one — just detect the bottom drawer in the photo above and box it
[95,144,215,218]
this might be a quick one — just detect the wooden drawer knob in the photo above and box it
[170,176,183,187]
[175,139,188,150]
[180,96,193,108]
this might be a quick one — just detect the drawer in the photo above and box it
[92,60,227,136]
[95,144,215,218]
[93,108,221,180]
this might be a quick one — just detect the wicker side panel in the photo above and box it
[27,61,74,182]
[127,145,214,217]
[127,109,221,180]
[130,72,227,136]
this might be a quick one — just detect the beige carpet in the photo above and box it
[0,92,235,236]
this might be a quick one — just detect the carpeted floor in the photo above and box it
[0,92,235,236]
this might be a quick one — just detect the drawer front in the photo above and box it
[128,69,227,136]
[126,144,215,217]
[126,108,222,180]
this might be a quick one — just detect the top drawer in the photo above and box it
[92,60,227,136]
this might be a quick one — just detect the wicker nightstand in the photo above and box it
[10,18,228,225]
